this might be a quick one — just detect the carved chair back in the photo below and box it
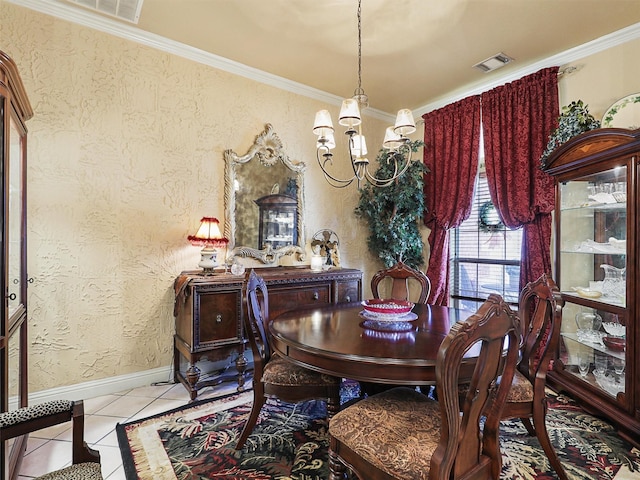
[370,261,431,304]
[245,269,272,380]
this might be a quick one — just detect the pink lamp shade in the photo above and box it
[188,217,229,273]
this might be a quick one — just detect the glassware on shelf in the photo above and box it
[600,264,626,301]
[613,357,625,376]
[575,311,603,343]
[602,321,625,337]
[577,352,590,378]
[594,353,608,376]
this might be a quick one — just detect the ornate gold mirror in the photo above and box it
[224,124,306,264]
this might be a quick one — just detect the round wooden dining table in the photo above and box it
[269,302,474,385]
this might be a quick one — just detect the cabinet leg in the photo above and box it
[185,364,201,400]
[236,353,248,392]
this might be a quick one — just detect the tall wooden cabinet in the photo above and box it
[0,52,33,479]
[542,128,640,445]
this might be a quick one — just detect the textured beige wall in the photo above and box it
[558,37,640,117]
[1,2,389,393]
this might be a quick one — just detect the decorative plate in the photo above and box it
[359,311,418,323]
[360,319,416,332]
[602,93,640,129]
[571,286,602,299]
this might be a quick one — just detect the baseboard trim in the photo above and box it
[22,366,173,407]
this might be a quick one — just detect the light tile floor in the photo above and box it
[17,381,239,479]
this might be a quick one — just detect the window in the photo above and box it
[450,164,523,311]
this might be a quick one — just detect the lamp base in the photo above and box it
[198,247,219,275]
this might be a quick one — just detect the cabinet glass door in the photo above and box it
[557,166,627,400]
[8,114,25,321]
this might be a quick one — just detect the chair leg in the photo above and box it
[71,401,101,464]
[531,406,568,480]
[235,384,265,450]
[327,388,340,419]
[519,417,536,437]
[328,448,350,480]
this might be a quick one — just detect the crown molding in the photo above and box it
[7,0,640,121]
[414,22,640,117]
[7,0,394,122]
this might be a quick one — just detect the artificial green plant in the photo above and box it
[354,140,427,269]
[540,100,601,168]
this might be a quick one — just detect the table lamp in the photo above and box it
[188,217,229,274]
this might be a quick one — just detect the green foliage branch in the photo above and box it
[354,140,428,269]
[540,100,600,168]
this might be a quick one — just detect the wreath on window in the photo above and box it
[479,201,504,233]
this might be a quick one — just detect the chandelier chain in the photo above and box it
[354,0,368,108]
[357,0,362,94]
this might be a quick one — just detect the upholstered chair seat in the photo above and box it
[36,463,103,480]
[0,399,102,479]
[330,387,440,479]
[262,353,340,387]
[505,370,534,403]
[459,369,533,403]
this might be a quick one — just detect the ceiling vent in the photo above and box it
[69,0,144,23]
[473,52,514,73]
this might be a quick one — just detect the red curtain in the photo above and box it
[423,96,481,305]
[481,67,559,289]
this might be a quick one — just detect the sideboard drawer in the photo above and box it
[196,290,242,350]
[337,280,361,303]
[269,284,331,318]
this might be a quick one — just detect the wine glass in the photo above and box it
[594,353,608,377]
[578,353,590,378]
[613,357,625,376]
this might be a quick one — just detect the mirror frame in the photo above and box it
[224,124,306,264]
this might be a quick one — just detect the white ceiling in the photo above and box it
[14,0,640,116]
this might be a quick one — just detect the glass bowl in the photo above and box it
[602,322,625,337]
[362,299,414,318]
[602,336,626,352]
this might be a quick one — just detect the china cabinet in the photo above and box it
[542,127,639,445]
[255,194,297,250]
[0,51,33,479]
[173,267,362,399]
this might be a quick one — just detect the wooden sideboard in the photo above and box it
[173,267,363,399]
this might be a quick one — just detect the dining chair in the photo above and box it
[365,261,432,396]
[370,261,431,304]
[0,400,102,479]
[502,273,568,480]
[235,269,341,450]
[328,293,520,480]
[455,274,567,479]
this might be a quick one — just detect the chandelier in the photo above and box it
[312,0,417,188]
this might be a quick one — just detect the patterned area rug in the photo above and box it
[116,385,640,480]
